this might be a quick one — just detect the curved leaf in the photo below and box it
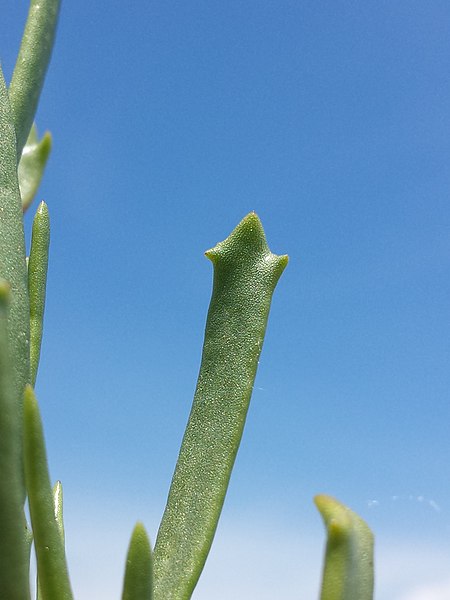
[315,494,374,600]
[19,125,52,212]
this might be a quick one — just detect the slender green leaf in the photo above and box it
[315,495,374,600]
[25,523,33,564]
[19,125,52,212]
[28,201,50,386]
[122,523,153,600]
[153,212,288,600]
[9,0,60,159]
[0,66,30,502]
[37,481,65,600]
[52,481,65,544]
[23,385,73,600]
[0,281,30,600]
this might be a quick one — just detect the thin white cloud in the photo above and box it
[376,537,450,600]
[398,581,450,600]
[193,522,322,599]
[59,505,450,600]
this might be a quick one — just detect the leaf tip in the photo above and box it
[36,199,49,216]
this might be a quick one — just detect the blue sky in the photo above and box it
[3,1,450,598]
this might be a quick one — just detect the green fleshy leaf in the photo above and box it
[0,281,30,600]
[52,481,65,544]
[37,481,65,600]
[28,201,50,386]
[0,66,30,504]
[122,523,153,600]
[315,495,374,600]
[153,213,288,600]
[9,0,60,159]
[23,385,73,600]
[19,125,52,213]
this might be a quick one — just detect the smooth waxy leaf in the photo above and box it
[52,481,65,544]
[24,385,73,600]
[37,481,66,600]
[9,0,60,159]
[315,495,374,600]
[19,125,52,212]
[153,213,288,600]
[28,201,50,386]
[122,523,153,600]
[0,282,30,600]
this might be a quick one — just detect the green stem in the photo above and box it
[23,385,73,600]
[28,201,50,386]
[9,0,61,159]
[0,282,30,600]
[153,213,288,600]
[315,495,374,600]
[122,523,153,600]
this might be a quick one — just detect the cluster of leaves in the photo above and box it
[1,2,375,599]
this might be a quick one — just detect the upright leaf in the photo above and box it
[9,0,61,159]
[0,66,30,502]
[52,481,65,544]
[122,523,153,600]
[37,481,66,600]
[0,282,30,600]
[153,213,288,600]
[28,201,50,386]
[24,386,73,600]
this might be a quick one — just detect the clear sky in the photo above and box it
[3,2,450,598]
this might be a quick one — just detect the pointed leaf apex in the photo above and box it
[205,212,288,280]
[37,200,49,214]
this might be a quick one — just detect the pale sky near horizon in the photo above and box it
[3,1,450,598]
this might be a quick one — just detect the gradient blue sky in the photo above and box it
[3,2,450,598]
